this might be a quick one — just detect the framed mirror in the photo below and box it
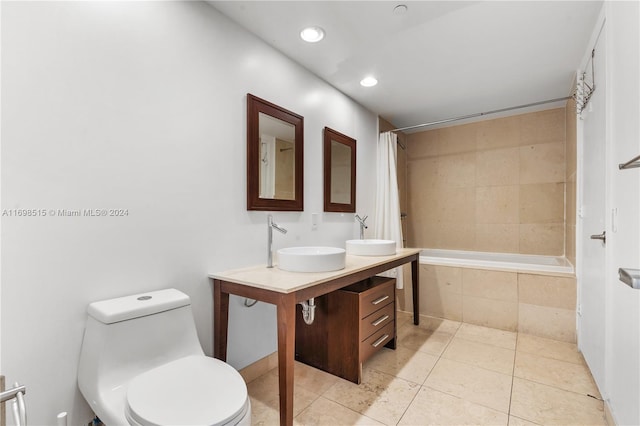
[323,127,356,212]
[247,94,304,211]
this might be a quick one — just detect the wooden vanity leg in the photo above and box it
[411,258,420,325]
[276,293,296,426]
[213,279,230,361]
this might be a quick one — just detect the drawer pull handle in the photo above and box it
[371,295,390,305]
[371,315,390,327]
[372,334,390,348]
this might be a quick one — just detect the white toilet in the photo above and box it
[77,288,251,426]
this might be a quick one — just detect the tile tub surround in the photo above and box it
[402,263,577,342]
[244,317,605,425]
[405,107,569,256]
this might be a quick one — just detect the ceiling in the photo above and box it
[209,1,602,130]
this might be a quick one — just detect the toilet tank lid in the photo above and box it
[87,288,191,324]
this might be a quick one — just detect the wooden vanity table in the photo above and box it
[209,248,420,426]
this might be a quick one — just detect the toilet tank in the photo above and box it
[78,289,205,401]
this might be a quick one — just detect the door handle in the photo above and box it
[590,231,606,243]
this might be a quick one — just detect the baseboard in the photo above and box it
[238,351,278,384]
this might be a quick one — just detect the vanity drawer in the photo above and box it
[360,322,394,362]
[296,276,396,384]
[361,301,394,341]
[360,279,395,319]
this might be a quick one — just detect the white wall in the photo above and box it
[0,2,378,424]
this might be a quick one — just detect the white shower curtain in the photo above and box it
[259,134,276,199]
[374,131,404,289]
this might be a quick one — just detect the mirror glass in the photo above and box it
[324,127,356,212]
[258,113,295,200]
[247,94,303,211]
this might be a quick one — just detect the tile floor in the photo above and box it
[246,312,606,425]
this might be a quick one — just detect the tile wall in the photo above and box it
[402,264,577,342]
[565,99,578,266]
[405,108,567,256]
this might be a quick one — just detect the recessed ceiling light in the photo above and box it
[360,76,378,87]
[393,4,408,15]
[300,26,325,43]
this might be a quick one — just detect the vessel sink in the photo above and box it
[346,239,396,256]
[277,246,346,273]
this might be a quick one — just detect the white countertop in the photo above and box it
[209,248,421,294]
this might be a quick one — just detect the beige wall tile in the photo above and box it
[510,378,605,425]
[437,153,476,188]
[438,123,477,155]
[409,188,440,224]
[420,265,463,320]
[519,183,565,224]
[423,288,463,320]
[405,108,569,257]
[407,129,439,158]
[435,187,476,223]
[463,295,518,331]
[477,115,521,151]
[435,223,477,250]
[565,100,577,176]
[519,108,566,146]
[537,108,566,144]
[566,225,576,267]
[520,143,566,184]
[408,158,438,190]
[422,264,463,292]
[518,303,576,342]
[476,147,520,186]
[462,269,518,302]
[518,274,576,310]
[519,223,564,255]
[565,176,576,265]
[476,185,519,224]
[475,224,520,253]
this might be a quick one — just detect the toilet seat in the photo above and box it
[125,355,249,426]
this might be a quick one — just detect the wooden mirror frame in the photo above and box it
[247,94,304,211]
[323,127,356,213]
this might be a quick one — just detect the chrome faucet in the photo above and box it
[267,214,287,268]
[355,214,368,239]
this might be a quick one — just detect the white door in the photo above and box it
[604,2,640,424]
[580,3,640,424]
[578,24,607,388]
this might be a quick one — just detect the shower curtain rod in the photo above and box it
[389,96,572,133]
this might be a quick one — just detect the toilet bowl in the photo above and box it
[77,288,251,425]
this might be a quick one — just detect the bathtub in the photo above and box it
[419,249,574,275]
